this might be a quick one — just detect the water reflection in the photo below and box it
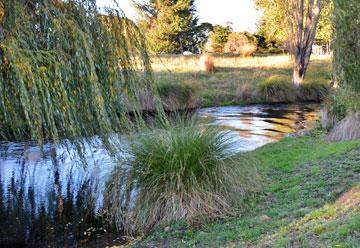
[0,103,319,246]
[197,104,319,152]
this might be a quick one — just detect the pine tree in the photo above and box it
[136,0,199,53]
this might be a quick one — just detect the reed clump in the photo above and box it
[257,75,296,103]
[104,120,262,234]
[157,81,200,111]
[297,81,330,102]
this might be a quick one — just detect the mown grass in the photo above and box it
[153,55,332,107]
[132,134,360,247]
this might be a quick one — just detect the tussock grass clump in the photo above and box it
[297,81,330,102]
[323,88,360,141]
[320,107,338,131]
[105,121,262,234]
[257,75,296,103]
[328,112,360,141]
[157,81,200,111]
[235,83,259,102]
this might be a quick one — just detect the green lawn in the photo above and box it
[132,135,360,247]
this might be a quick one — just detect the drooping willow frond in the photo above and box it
[0,0,162,143]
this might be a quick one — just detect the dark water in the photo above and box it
[0,103,319,246]
[0,104,320,201]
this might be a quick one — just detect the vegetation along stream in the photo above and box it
[0,103,319,246]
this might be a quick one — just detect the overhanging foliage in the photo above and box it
[0,0,160,143]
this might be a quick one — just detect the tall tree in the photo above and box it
[255,0,288,46]
[287,0,323,85]
[0,0,158,143]
[255,0,332,49]
[315,1,333,52]
[135,0,199,53]
[255,0,326,85]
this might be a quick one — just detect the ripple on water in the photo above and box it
[197,103,320,153]
[0,103,320,207]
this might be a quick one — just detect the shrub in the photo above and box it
[297,81,330,102]
[224,32,257,57]
[157,81,200,111]
[325,87,360,120]
[257,75,296,103]
[105,121,262,234]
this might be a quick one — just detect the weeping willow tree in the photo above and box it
[323,0,360,141]
[333,0,360,91]
[0,0,162,143]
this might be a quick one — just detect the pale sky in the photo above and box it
[97,0,262,32]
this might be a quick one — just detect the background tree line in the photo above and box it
[135,0,334,55]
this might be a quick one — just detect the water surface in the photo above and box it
[0,103,319,207]
[198,104,319,152]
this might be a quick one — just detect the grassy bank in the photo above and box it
[132,134,360,247]
[153,55,332,108]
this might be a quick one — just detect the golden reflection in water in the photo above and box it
[197,104,320,152]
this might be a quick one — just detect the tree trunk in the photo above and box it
[292,52,308,86]
[293,65,305,86]
[288,0,322,86]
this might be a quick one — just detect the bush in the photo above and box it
[325,87,360,121]
[257,75,296,103]
[224,32,257,57]
[297,81,330,102]
[205,25,232,53]
[105,121,262,234]
[157,81,200,111]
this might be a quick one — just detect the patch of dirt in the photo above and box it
[335,185,360,207]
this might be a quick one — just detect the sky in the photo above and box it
[96,0,262,33]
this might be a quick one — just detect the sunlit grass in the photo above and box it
[133,136,360,247]
[152,55,332,107]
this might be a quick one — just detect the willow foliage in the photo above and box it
[0,0,160,143]
[333,0,360,92]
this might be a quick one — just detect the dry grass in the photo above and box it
[327,112,360,141]
[152,55,332,107]
[320,107,338,131]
